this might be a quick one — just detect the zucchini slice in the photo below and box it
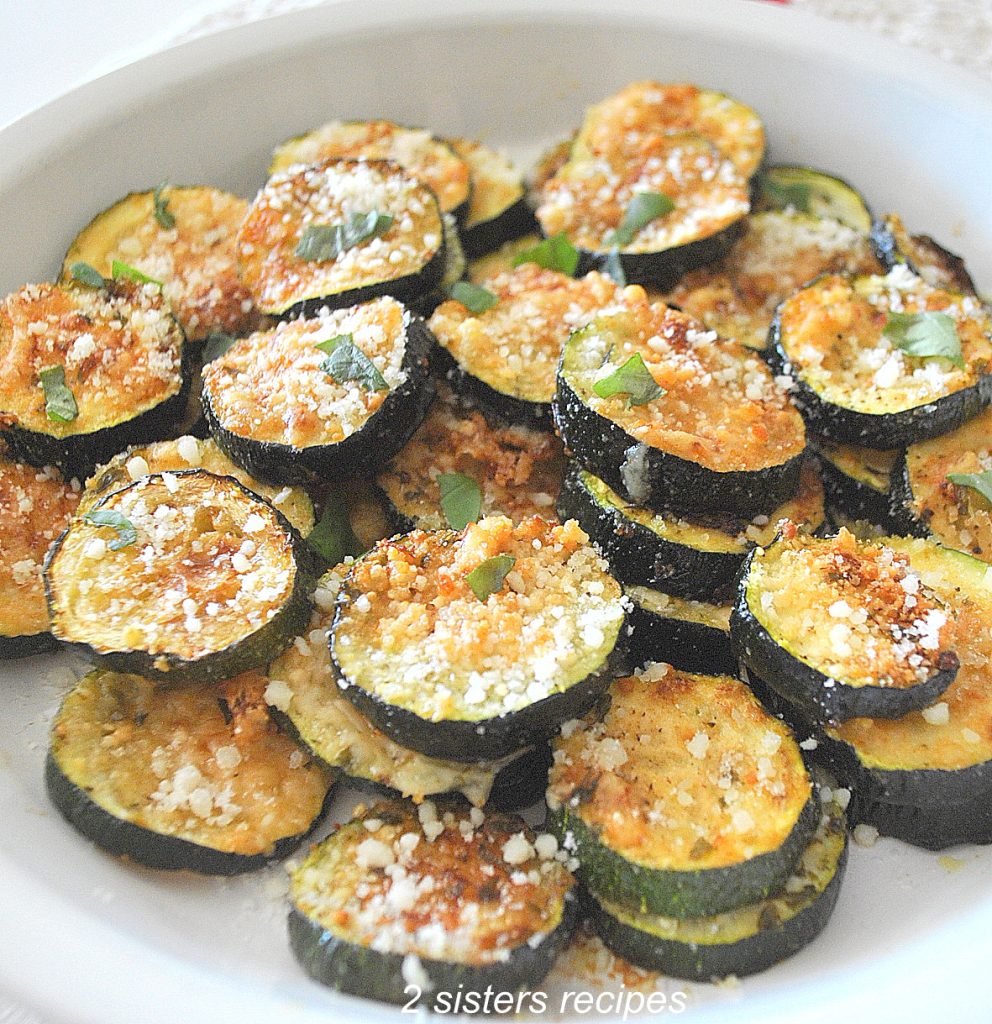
[47,669,331,874]
[625,586,735,677]
[238,157,446,317]
[733,527,960,723]
[288,799,577,1007]
[813,439,900,530]
[331,516,627,762]
[0,280,188,476]
[754,166,872,233]
[201,297,435,484]
[849,788,992,851]
[45,470,315,684]
[0,457,80,658]
[449,138,535,259]
[547,667,817,917]
[82,435,315,536]
[430,266,626,425]
[467,232,543,284]
[869,213,978,296]
[554,296,807,515]
[376,381,565,532]
[60,186,260,344]
[270,120,471,222]
[588,793,848,980]
[768,269,992,448]
[408,212,466,317]
[557,459,824,599]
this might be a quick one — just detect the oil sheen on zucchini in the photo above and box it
[733,526,960,723]
[287,799,577,1007]
[554,294,807,515]
[46,471,314,684]
[47,669,331,874]
[547,667,816,917]
[331,516,627,762]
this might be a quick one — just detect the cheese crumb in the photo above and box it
[685,731,710,759]
[921,702,949,726]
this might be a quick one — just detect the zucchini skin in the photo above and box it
[869,216,978,297]
[815,450,899,532]
[460,198,536,261]
[886,453,939,539]
[202,317,436,484]
[625,599,736,678]
[848,788,992,850]
[0,631,59,661]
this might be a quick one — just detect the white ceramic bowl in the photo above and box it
[2,2,991,1022]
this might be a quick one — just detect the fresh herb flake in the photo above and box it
[39,365,78,423]
[152,183,175,230]
[947,471,992,505]
[883,311,964,368]
[307,487,364,566]
[202,331,237,363]
[593,353,665,406]
[611,191,675,248]
[449,281,497,314]
[295,211,394,262]
[760,175,813,214]
[438,472,482,530]
[512,234,580,277]
[111,260,163,287]
[466,553,516,602]
[315,333,388,392]
[600,247,626,287]
[70,261,107,289]
[83,509,137,550]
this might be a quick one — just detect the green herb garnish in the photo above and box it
[202,331,237,362]
[438,472,482,530]
[593,353,665,406]
[759,175,813,214]
[70,261,107,289]
[611,191,675,248]
[883,311,964,368]
[315,333,388,392]
[307,487,364,566]
[466,553,516,602]
[39,366,78,423]
[947,471,992,505]
[449,281,497,314]
[153,183,175,230]
[512,234,580,276]
[601,247,626,286]
[111,260,163,287]
[295,211,394,262]
[83,509,137,550]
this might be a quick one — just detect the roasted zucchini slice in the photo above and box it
[547,667,817,917]
[0,280,188,476]
[733,526,960,723]
[60,186,260,344]
[588,793,848,980]
[848,787,992,851]
[554,295,807,515]
[376,381,564,531]
[201,297,435,484]
[270,120,471,222]
[0,457,80,658]
[753,166,872,233]
[430,266,625,425]
[813,439,900,530]
[47,669,331,874]
[768,269,992,448]
[45,471,314,684]
[557,459,824,599]
[288,799,577,1007]
[869,213,978,296]
[331,516,627,762]
[238,157,446,317]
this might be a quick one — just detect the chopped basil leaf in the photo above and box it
[600,247,626,286]
[202,331,237,362]
[70,261,107,289]
[466,553,516,602]
[449,281,497,314]
[39,366,78,423]
[152,183,175,230]
[593,353,665,406]
[307,487,364,566]
[883,311,964,368]
[512,234,580,276]
[760,176,813,214]
[438,472,482,530]
[111,260,163,288]
[611,191,676,247]
[295,211,394,262]
[947,471,992,505]
[315,333,388,392]
[83,509,137,550]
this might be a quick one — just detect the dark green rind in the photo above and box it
[45,750,329,876]
[548,793,818,919]
[460,197,537,261]
[0,631,59,661]
[625,593,736,678]
[868,216,978,297]
[287,888,578,1009]
[849,788,992,851]
[815,449,899,531]
[486,743,553,812]
[409,214,467,319]
[203,317,437,485]
[885,453,937,540]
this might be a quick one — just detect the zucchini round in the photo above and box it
[813,439,900,530]
[554,296,807,515]
[547,667,817,917]
[869,212,978,296]
[45,470,315,684]
[47,669,332,874]
[201,297,435,484]
[848,788,992,851]
[287,799,577,1007]
[331,516,627,762]
[753,166,872,233]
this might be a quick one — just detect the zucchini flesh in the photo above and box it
[288,799,577,1007]
[47,669,331,874]
[547,667,816,917]
[870,213,978,296]
[589,795,848,980]
[60,186,261,343]
[238,157,446,317]
[754,166,872,233]
[46,470,314,684]
[331,516,627,762]
[733,527,960,723]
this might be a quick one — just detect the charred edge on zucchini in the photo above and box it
[812,439,900,531]
[753,166,872,233]
[869,213,978,297]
